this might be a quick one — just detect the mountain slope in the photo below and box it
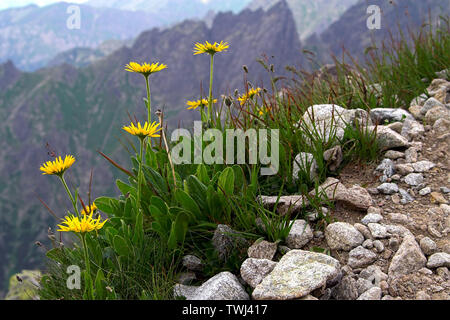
[247,0,359,40]
[0,3,162,71]
[304,0,450,64]
[0,0,302,295]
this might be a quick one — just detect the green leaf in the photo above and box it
[168,212,189,250]
[94,269,106,300]
[112,235,129,257]
[218,167,235,196]
[94,197,118,215]
[175,189,202,220]
[116,179,135,197]
[196,164,209,184]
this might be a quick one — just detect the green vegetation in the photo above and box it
[37,18,450,300]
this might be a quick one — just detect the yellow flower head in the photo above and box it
[238,88,262,105]
[122,121,162,139]
[125,62,167,77]
[40,155,75,176]
[193,41,229,56]
[80,202,97,215]
[57,213,107,234]
[186,98,218,110]
[257,107,271,116]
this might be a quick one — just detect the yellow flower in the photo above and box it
[193,41,229,55]
[80,202,97,215]
[125,62,167,77]
[122,121,161,139]
[57,213,107,233]
[40,155,75,176]
[186,98,218,110]
[238,88,262,105]
[257,107,271,116]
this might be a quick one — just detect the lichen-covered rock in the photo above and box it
[182,255,204,272]
[388,235,426,278]
[331,275,359,300]
[325,222,364,251]
[240,258,277,288]
[247,240,277,260]
[175,272,249,300]
[426,252,450,268]
[347,246,377,268]
[286,219,313,249]
[252,250,341,300]
[212,224,249,261]
[377,183,399,194]
[368,223,389,239]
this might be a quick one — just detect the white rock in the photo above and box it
[286,219,314,249]
[388,235,426,278]
[377,183,399,194]
[293,153,318,181]
[252,250,341,300]
[347,246,377,268]
[325,222,364,251]
[404,173,424,186]
[240,258,277,288]
[361,213,383,225]
[357,287,382,300]
[368,223,389,239]
[427,252,450,268]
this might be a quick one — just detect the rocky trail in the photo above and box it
[173,74,450,301]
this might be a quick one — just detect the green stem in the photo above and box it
[59,175,79,216]
[81,234,91,276]
[145,76,151,124]
[208,54,214,123]
[137,138,144,213]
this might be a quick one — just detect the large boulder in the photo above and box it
[252,250,341,300]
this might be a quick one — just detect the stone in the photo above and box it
[363,239,374,249]
[441,187,450,194]
[409,105,423,120]
[252,250,341,300]
[419,237,437,256]
[404,173,424,186]
[371,125,410,151]
[247,240,277,260]
[361,213,383,225]
[430,192,448,204]
[388,235,427,278]
[368,223,389,239]
[373,240,384,253]
[404,147,418,163]
[286,220,314,249]
[395,164,414,176]
[258,195,308,215]
[293,152,318,181]
[385,224,414,238]
[212,225,249,261]
[175,272,249,300]
[384,150,404,160]
[325,222,364,251]
[419,187,432,196]
[377,183,399,195]
[311,178,372,211]
[354,223,372,240]
[412,161,435,173]
[331,275,359,300]
[421,97,445,115]
[399,188,415,204]
[323,145,343,171]
[174,284,199,300]
[376,159,396,177]
[387,121,403,133]
[356,278,375,296]
[370,108,413,124]
[300,104,355,146]
[416,290,431,300]
[387,212,408,224]
[182,255,204,272]
[357,287,382,300]
[426,252,450,268]
[347,246,377,269]
[401,119,425,140]
[410,93,427,107]
[240,258,277,288]
[359,265,388,286]
[433,118,450,135]
[425,106,450,125]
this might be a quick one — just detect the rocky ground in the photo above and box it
[173,74,450,301]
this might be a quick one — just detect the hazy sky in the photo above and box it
[0,0,88,10]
